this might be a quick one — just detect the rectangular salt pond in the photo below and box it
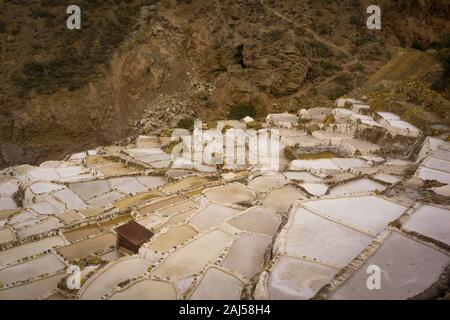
[0,273,66,300]
[302,196,406,236]
[79,257,152,300]
[0,253,65,285]
[57,233,116,261]
[329,232,450,300]
[152,229,233,280]
[161,176,214,194]
[63,224,102,243]
[0,227,15,244]
[403,205,450,246]
[0,236,66,267]
[416,166,450,184]
[17,217,64,239]
[137,195,186,216]
[266,255,337,300]
[328,178,386,196]
[283,208,373,268]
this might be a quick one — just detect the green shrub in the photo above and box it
[176,117,195,130]
[228,102,256,120]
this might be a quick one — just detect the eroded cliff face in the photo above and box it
[1,0,449,168]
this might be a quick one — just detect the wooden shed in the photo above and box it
[115,220,154,254]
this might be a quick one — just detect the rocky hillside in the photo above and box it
[1,0,449,168]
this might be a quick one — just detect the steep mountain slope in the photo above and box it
[1,0,449,168]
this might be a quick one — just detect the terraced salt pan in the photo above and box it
[302,196,406,236]
[0,273,66,300]
[29,201,60,215]
[422,157,450,173]
[262,185,306,214]
[330,158,368,170]
[248,176,287,192]
[79,257,152,300]
[266,255,337,300]
[203,183,255,205]
[55,166,88,179]
[69,180,110,201]
[108,279,177,300]
[137,195,186,216]
[148,225,198,253]
[227,207,281,237]
[282,208,373,268]
[329,232,450,300]
[63,224,102,243]
[136,176,168,189]
[190,267,244,300]
[155,209,197,231]
[403,205,450,245]
[372,173,401,184]
[0,181,18,196]
[222,233,271,279]
[312,131,351,146]
[289,159,340,171]
[300,183,328,196]
[87,191,125,207]
[0,227,15,244]
[157,199,197,217]
[0,253,65,285]
[17,217,64,239]
[57,233,116,261]
[109,177,147,194]
[0,197,17,211]
[328,178,386,196]
[0,236,66,267]
[190,204,242,231]
[52,189,88,210]
[27,168,60,181]
[282,135,322,147]
[114,190,163,209]
[152,229,233,280]
[161,176,213,194]
[416,167,450,184]
[282,171,322,182]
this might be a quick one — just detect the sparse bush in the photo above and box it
[228,102,256,120]
[246,121,262,130]
[176,117,195,130]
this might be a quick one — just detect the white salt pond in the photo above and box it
[190,204,242,231]
[222,232,271,279]
[0,253,65,286]
[227,207,281,237]
[148,225,198,253]
[329,232,450,300]
[203,183,255,205]
[79,257,152,300]
[328,178,386,196]
[300,183,328,196]
[262,185,306,214]
[248,176,287,193]
[152,229,233,280]
[0,273,66,300]
[108,279,177,300]
[17,217,64,239]
[189,267,244,300]
[403,205,450,246]
[301,196,406,236]
[283,208,373,268]
[0,236,66,267]
[266,255,337,300]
